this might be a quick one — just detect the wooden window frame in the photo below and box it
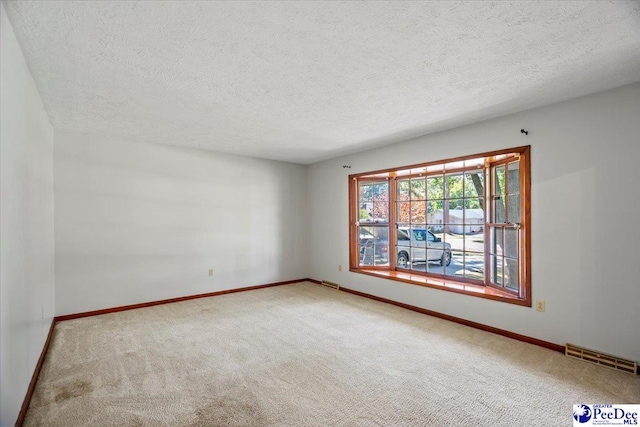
[349,146,531,306]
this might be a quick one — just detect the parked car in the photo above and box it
[359,225,451,268]
[396,227,452,268]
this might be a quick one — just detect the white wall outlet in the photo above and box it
[338,264,342,272]
[208,268,214,276]
[536,300,545,312]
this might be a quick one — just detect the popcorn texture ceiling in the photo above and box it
[4,1,640,164]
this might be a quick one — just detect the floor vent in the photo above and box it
[321,280,340,290]
[566,343,637,375]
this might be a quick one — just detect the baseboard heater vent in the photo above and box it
[321,280,340,290]
[565,343,637,375]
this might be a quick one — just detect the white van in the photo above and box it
[397,227,452,268]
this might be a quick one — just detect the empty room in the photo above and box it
[1,1,639,426]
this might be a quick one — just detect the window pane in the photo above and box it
[507,194,520,223]
[359,242,373,265]
[359,226,389,266]
[358,226,375,265]
[396,226,413,269]
[464,171,484,198]
[373,201,389,221]
[447,250,463,277]
[359,203,371,221]
[426,261,445,275]
[396,225,411,246]
[359,183,372,203]
[426,200,437,215]
[491,227,503,256]
[411,178,426,200]
[462,231,484,252]
[427,177,444,199]
[410,201,426,223]
[429,199,444,213]
[375,226,389,245]
[504,228,519,259]
[426,206,444,232]
[375,243,390,266]
[397,179,410,201]
[463,198,484,212]
[447,201,465,216]
[446,208,470,233]
[445,174,463,199]
[397,202,410,223]
[396,226,411,242]
[507,161,520,194]
[463,252,485,281]
[494,165,505,196]
[493,196,505,223]
[374,182,389,201]
[504,258,519,290]
[491,254,503,286]
[410,247,424,270]
[441,203,452,225]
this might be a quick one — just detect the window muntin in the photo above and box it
[349,146,530,305]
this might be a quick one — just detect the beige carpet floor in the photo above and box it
[25,282,639,426]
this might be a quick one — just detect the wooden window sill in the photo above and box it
[352,268,531,306]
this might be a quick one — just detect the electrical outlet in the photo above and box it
[208,269,214,276]
[338,264,342,272]
[536,300,545,312]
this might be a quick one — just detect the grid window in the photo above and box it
[349,147,531,306]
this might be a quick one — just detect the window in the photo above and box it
[349,146,531,306]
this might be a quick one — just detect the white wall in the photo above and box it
[54,131,308,316]
[0,4,55,426]
[309,83,640,362]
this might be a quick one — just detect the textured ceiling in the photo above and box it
[4,1,640,164]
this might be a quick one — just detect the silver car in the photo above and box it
[397,227,452,268]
